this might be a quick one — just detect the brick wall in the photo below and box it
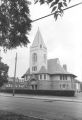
[37,80,75,90]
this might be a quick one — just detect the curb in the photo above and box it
[0,94,82,103]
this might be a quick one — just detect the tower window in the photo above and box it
[40,44,42,48]
[32,66,37,71]
[44,54,46,63]
[32,53,37,64]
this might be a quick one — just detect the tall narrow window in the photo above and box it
[32,66,37,71]
[44,54,46,63]
[34,66,37,71]
[44,74,46,79]
[35,85,37,90]
[40,75,42,79]
[65,76,67,80]
[62,75,67,80]
[40,44,42,48]
[60,75,62,80]
[32,53,37,64]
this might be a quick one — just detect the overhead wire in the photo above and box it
[31,2,82,22]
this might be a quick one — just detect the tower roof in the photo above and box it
[39,66,48,74]
[31,28,47,49]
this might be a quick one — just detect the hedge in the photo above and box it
[0,89,75,96]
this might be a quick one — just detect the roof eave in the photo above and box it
[48,73,77,77]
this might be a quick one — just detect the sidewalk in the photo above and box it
[0,92,82,103]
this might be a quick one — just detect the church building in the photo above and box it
[22,28,76,91]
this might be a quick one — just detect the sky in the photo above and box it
[1,0,82,81]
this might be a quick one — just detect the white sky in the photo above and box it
[1,0,82,81]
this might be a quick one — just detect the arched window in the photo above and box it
[32,53,37,64]
[44,54,46,63]
[40,44,42,48]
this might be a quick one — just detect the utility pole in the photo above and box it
[13,52,17,96]
[0,49,2,63]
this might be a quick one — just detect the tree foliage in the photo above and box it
[0,0,72,50]
[35,0,71,20]
[0,58,9,87]
[0,0,31,50]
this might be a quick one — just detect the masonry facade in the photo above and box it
[22,28,76,91]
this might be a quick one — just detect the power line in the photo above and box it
[32,2,82,22]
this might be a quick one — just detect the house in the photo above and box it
[22,28,77,91]
[2,77,25,89]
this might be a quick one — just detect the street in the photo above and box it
[0,93,82,120]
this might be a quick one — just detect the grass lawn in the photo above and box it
[0,110,43,120]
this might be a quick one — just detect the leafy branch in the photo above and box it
[0,0,82,50]
[34,0,71,20]
[33,1,82,22]
[0,0,31,50]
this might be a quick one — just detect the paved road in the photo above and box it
[0,93,82,120]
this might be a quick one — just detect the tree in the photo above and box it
[0,57,9,87]
[0,0,31,50]
[35,0,71,20]
[0,0,72,50]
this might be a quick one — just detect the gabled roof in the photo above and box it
[21,68,30,78]
[47,58,76,77]
[39,66,48,74]
[47,59,67,74]
[25,68,30,74]
[31,28,47,49]
[22,58,76,78]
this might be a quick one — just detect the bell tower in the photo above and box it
[30,28,47,74]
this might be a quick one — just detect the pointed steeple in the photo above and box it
[31,28,47,49]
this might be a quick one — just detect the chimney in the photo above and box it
[63,64,67,71]
[56,58,60,64]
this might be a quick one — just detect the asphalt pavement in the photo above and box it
[0,92,82,120]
